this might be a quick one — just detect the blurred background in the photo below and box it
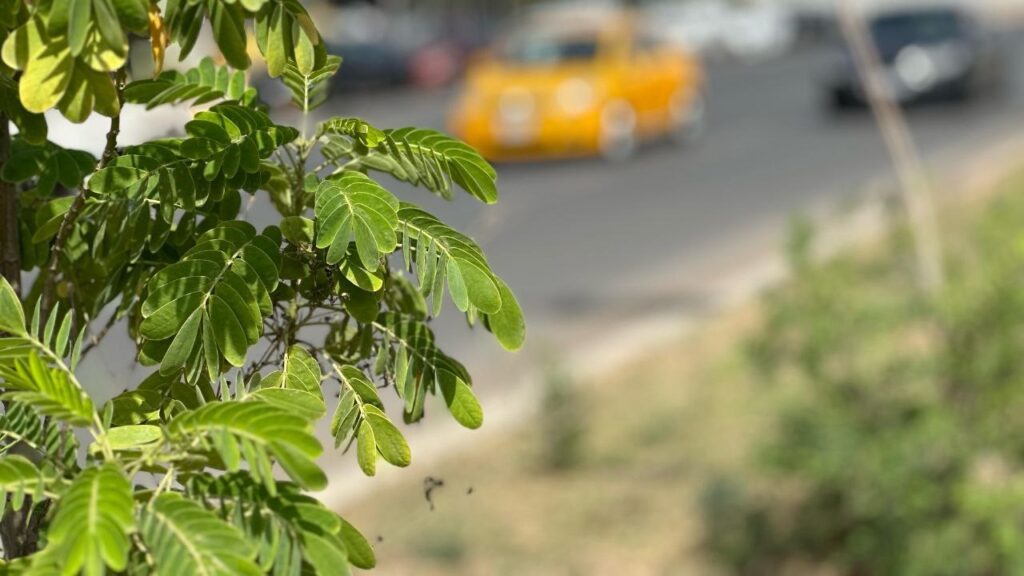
[58,0,1024,573]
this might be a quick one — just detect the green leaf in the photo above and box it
[335,365,382,408]
[67,0,91,55]
[47,465,135,575]
[0,277,25,337]
[140,221,280,376]
[393,127,499,203]
[280,53,340,113]
[257,345,324,409]
[31,196,75,244]
[280,216,314,245]
[248,388,325,421]
[398,204,503,315]
[356,423,376,476]
[302,532,351,576]
[339,518,376,570]
[0,456,49,512]
[439,374,484,429]
[320,117,385,148]
[263,3,287,78]
[293,24,315,75]
[333,364,411,472]
[168,401,325,490]
[92,0,127,56]
[0,354,94,427]
[57,63,121,122]
[159,307,202,375]
[104,424,163,451]
[485,278,526,351]
[140,492,262,576]
[362,314,473,424]
[181,104,298,161]
[48,0,72,37]
[314,171,399,271]
[18,24,74,113]
[54,312,72,357]
[209,1,250,70]
[363,405,411,467]
[185,473,368,575]
[110,0,149,33]
[0,76,47,145]
[0,403,79,470]
[323,122,498,203]
[334,364,413,475]
[124,57,256,109]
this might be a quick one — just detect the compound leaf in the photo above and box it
[314,171,399,271]
[140,492,261,576]
[46,465,134,575]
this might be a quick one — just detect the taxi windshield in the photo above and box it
[500,30,601,64]
[871,10,963,49]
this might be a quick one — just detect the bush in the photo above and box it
[704,184,1024,576]
[539,365,585,472]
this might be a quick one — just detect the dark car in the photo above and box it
[327,41,409,90]
[823,6,1005,109]
[325,5,474,92]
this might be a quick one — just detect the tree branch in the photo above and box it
[0,115,20,297]
[40,68,126,321]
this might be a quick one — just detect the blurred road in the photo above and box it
[77,33,1024,445]
[289,33,1024,388]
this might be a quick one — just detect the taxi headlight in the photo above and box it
[498,88,536,123]
[556,78,597,116]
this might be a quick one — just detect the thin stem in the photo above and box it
[79,311,119,359]
[40,68,127,322]
[90,413,114,461]
[152,465,176,498]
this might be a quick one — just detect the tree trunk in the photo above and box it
[0,116,20,296]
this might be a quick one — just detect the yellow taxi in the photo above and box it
[449,8,706,161]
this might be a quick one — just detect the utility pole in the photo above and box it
[837,0,945,294]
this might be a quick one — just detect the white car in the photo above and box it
[645,0,733,55]
[721,3,797,62]
[644,0,796,62]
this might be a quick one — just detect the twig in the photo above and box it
[40,69,127,322]
[79,311,120,359]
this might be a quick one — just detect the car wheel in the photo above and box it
[600,100,637,162]
[670,90,707,146]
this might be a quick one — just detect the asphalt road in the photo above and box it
[278,33,1024,388]
[80,33,1024,414]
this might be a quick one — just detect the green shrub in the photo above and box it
[705,187,1024,576]
[539,364,585,472]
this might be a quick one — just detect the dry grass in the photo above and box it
[341,308,774,576]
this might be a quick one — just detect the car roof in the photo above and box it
[866,2,974,19]
[521,5,637,36]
